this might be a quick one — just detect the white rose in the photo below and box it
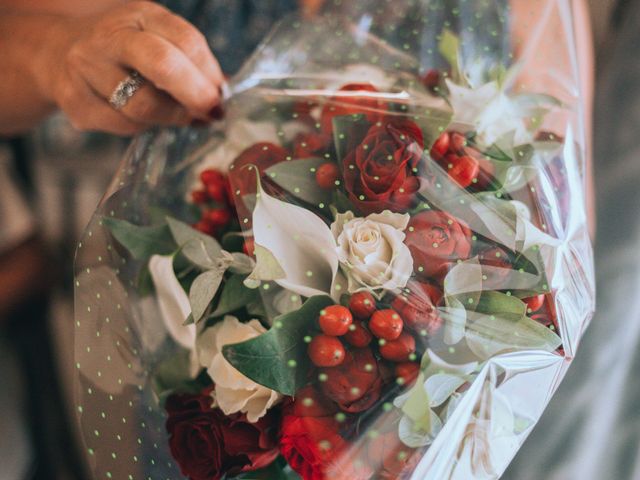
[197,316,281,423]
[331,211,413,294]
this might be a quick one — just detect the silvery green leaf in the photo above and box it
[272,290,303,315]
[425,373,467,407]
[189,270,224,322]
[166,217,223,269]
[229,252,255,275]
[465,312,562,360]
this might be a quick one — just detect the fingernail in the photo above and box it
[209,105,225,121]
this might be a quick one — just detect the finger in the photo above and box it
[112,29,220,118]
[140,7,224,88]
[59,71,148,136]
[80,62,193,126]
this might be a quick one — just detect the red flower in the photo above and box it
[165,392,279,480]
[391,280,443,335]
[319,348,383,413]
[228,142,289,222]
[342,120,424,215]
[280,407,346,480]
[405,210,473,280]
[320,83,386,136]
[293,132,333,159]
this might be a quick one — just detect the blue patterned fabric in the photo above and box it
[161,0,298,74]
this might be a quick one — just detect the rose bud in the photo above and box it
[319,348,383,413]
[405,210,473,280]
[391,280,443,336]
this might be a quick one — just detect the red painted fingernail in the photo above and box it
[209,105,225,121]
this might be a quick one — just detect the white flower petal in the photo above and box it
[148,255,195,349]
[197,316,282,422]
[252,185,339,299]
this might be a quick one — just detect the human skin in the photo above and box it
[0,0,594,232]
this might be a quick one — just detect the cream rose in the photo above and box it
[197,316,281,423]
[331,211,413,294]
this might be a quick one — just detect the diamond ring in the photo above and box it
[109,71,145,110]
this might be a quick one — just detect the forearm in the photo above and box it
[0,12,74,136]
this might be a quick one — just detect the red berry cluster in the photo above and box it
[430,131,496,189]
[307,292,420,386]
[191,169,235,237]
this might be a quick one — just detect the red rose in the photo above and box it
[228,142,289,222]
[293,132,333,159]
[405,210,473,280]
[165,392,279,480]
[319,348,383,413]
[281,407,346,480]
[342,119,424,215]
[391,280,443,335]
[320,83,386,136]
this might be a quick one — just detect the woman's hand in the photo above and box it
[37,1,224,135]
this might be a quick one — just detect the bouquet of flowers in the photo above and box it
[74,2,594,479]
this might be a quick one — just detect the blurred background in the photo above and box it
[0,0,632,479]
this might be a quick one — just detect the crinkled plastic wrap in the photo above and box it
[74,1,594,479]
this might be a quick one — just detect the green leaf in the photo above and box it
[151,349,205,403]
[401,374,431,432]
[265,157,334,207]
[222,296,334,395]
[189,270,224,322]
[166,216,223,269]
[211,274,260,317]
[465,311,562,359]
[438,28,463,84]
[474,291,528,321]
[103,217,175,260]
[233,457,300,479]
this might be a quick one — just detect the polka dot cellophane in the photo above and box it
[73,1,594,479]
